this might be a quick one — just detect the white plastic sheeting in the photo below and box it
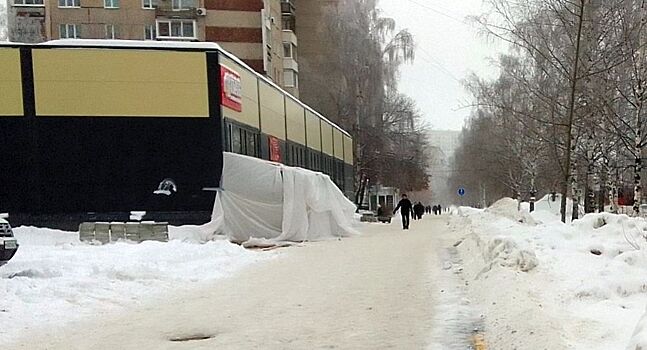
[201,152,358,243]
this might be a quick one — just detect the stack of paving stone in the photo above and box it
[79,222,169,244]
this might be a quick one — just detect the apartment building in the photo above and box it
[295,0,339,121]
[7,0,299,92]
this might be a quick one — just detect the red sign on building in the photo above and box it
[221,65,242,112]
[269,136,282,163]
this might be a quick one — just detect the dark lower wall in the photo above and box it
[0,116,223,217]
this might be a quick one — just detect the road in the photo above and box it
[10,216,452,350]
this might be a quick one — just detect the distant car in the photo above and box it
[0,217,19,267]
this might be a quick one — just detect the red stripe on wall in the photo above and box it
[204,0,263,11]
[205,27,262,43]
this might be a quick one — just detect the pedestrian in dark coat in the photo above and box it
[414,202,425,220]
[393,194,413,230]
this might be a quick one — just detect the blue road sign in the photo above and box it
[457,187,466,197]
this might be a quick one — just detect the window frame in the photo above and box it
[58,0,80,8]
[104,24,117,39]
[142,0,157,9]
[59,23,80,39]
[171,0,197,10]
[225,121,260,158]
[104,0,119,8]
[144,24,156,40]
[155,19,197,40]
[13,0,44,6]
[284,69,298,88]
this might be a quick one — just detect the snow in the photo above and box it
[453,197,647,349]
[0,226,270,346]
[0,4,6,42]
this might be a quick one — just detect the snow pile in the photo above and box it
[485,197,537,225]
[521,193,584,222]
[0,226,270,345]
[482,237,538,272]
[629,308,647,349]
[453,198,647,349]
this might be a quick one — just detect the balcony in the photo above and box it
[155,0,198,19]
[283,57,298,72]
[282,30,297,46]
[281,0,295,16]
[12,5,45,18]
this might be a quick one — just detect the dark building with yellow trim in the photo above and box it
[0,41,353,229]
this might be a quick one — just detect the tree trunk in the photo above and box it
[560,0,586,223]
[634,106,643,215]
[633,0,645,216]
[529,177,536,213]
[571,159,580,221]
[585,159,595,213]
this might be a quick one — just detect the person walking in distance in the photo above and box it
[393,194,413,230]
[414,202,425,220]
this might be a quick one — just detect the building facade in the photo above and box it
[7,0,299,93]
[295,0,339,121]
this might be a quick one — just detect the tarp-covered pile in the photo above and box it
[198,152,358,244]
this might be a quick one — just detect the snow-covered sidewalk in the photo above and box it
[0,227,270,346]
[7,217,452,350]
[451,196,647,349]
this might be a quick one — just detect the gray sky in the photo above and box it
[379,0,504,130]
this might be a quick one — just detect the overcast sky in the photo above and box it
[379,0,505,131]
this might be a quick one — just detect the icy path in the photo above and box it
[9,216,456,350]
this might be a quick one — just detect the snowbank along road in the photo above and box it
[7,216,467,350]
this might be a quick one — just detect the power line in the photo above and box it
[416,46,462,82]
[399,0,472,26]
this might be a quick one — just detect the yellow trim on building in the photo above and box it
[321,121,333,156]
[33,49,209,117]
[0,49,24,117]
[285,98,306,145]
[343,135,354,165]
[333,128,344,161]
[306,110,321,151]
[259,80,286,140]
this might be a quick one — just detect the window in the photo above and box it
[59,24,80,39]
[156,20,196,39]
[226,123,259,157]
[104,24,117,39]
[58,0,80,7]
[142,0,157,9]
[232,127,242,154]
[14,0,44,6]
[104,0,119,8]
[309,151,321,172]
[144,25,156,40]
[283,42,296,60]
[283,43,291,58]
[172,0,196,10]
[284,69,298,88]
[245,131,258,157]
